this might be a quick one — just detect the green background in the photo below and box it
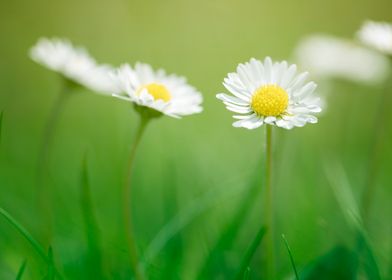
[0,0,391,279]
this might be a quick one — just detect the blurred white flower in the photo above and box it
[112,63,203,118]
[30,37,118,94]
[216,57,322,130]
[357,20,392,55]
[295,35,390,85]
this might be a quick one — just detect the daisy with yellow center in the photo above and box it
[113,63,203,118]
[217,57,322,129]
[217,57,322,279]
[111,62,203,280]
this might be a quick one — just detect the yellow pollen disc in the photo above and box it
[251,85,289,116]
[139,83,171,102]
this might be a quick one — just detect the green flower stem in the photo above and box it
[36,81,71,246]
[361,72,392,226]
[264,125,276,279]
[122,116,149,280]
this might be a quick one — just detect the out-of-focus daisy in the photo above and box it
[112,63,203,118]
[216,57,322,130]
[30,37,117,94]
[357,21,392,55]
[295,35,390,85]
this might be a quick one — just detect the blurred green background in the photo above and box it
[1,0,392,279]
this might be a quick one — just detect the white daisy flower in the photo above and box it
[216,57,322,130]
[30,37,118,94]
[295,35,390,85]
[357,21,392,55]
[112,63,203,118]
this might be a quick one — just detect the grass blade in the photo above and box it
[235,226,267,280]
[324,160,363,232]
[282,234,299,280]
[145,175,246,263]
[243,268,250,280]
[324,159,381,279]
[80,155,106,279]
[197,160,263,279]
[0,207,64,279]
[0,111,3,146]
[15,259,27,280]
[0,207,48,261]
[44,247,55,280]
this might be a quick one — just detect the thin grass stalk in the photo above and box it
[0,207,64,280]
[361,74,392,226]
[264,125,275,279]
[282,234,299,280]
[122,117,149,280]
[80,156,106,279]
[36,84,70,245]
[15,259,27,280]
[0,111,4,146]
[235,226,266,280]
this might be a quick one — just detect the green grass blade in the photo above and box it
[324,159,381,279]
[197,160,263,279]
[16,259,27,280]
[145,175,246,263]
[0,207,64,280]
[282,234,299,280]
[80,154,106,279]
[0,111,4,146]
[243,267,251,280]
[0,207,48,261]
[235,226,267,280]
[44,247,55,280]
[324,160,363,232]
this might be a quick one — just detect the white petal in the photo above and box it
[216,93,249,106]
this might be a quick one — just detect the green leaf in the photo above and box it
[145,175,246,263]
[197,160,263,279]
[0,111,3,145]
[235,226,267,280]
[80,154,106,279]
[355,233,381,280]
[0,207,64,280]
[43,247,55,280]
[324,160,363,232]
[15,259,27,280]
[324,160,381,279]
[243,267,250,280]
[282,234,299,280]
[300,245,358,280]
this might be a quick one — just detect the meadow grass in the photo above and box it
[1,0,392,279]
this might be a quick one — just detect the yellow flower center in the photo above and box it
[251,85,289,116]
[138,83,171,102]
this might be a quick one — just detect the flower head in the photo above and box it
[217,57,322,130]
[30,37,117,94]
[112,63,203,118]
[295,35,390,85]
[357,21,392,55]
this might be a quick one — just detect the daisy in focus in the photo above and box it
[357,21,392,55]
[112,63,203,118]
[30,37,117,94]
[217,57,322,129]
[295,35,390,85]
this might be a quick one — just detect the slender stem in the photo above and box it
[36,84,70,246]
[80,156,106,279]
[122,117,149,280]
[264,125,275,279]
[360,74,392,226]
